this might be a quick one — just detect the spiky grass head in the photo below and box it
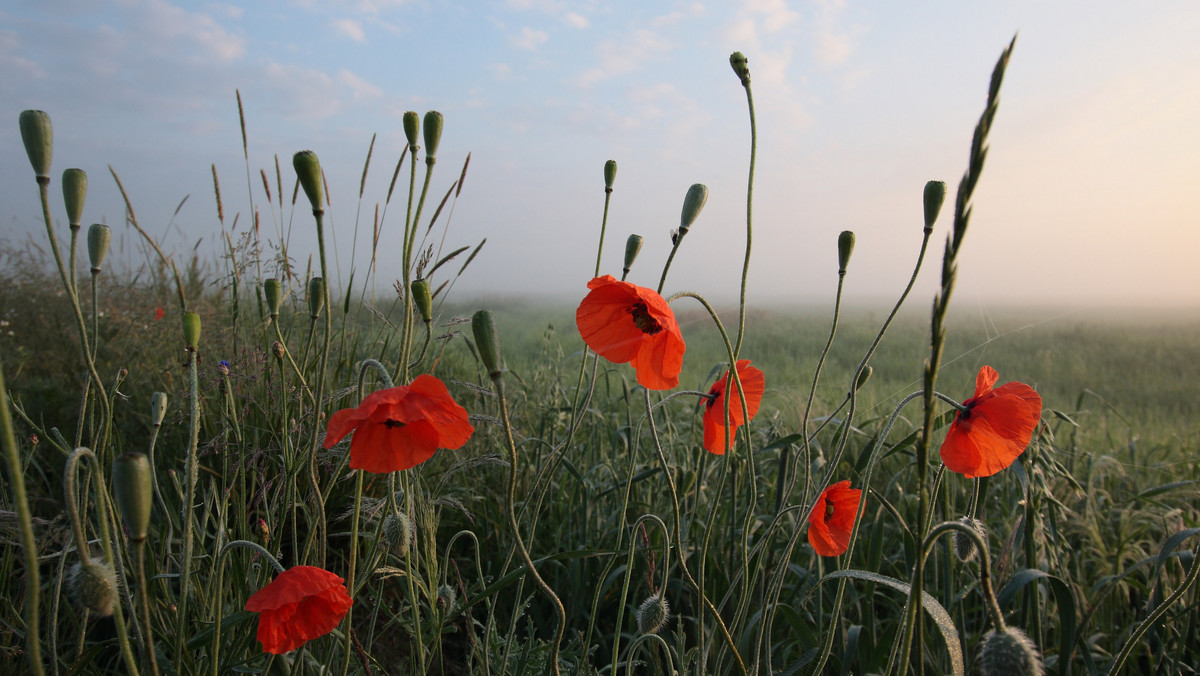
[980,626,1043,676]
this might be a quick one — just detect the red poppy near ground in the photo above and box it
[154,307,164,320]
[575,275,685,390]
[703,359,765,454]
[245,565,353,654]
[808,480,862,557]
[939,365,1042,479]
[322,374,474,473]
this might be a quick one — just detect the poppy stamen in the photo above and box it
[629,302,663,335]
[383,419,406,429]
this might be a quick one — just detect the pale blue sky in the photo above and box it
[4,1,1199,308]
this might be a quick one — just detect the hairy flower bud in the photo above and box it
[423,111,443,162]
[411,279,433,322]
[980,627,1044,676]
[472,310,502,379]
[182,311,201,350]
[113,452,153,542]
[623,234,643,273]
[403,111,420,150]
[838,230,855,274]
[63,168,87,229]
[954,517,987,563]
[308,277,326,319]
[604,159,617,192]
[635,593,670,635]
[87,223,111,274]
[293,150,324,213]
[923,180,947,231]
[151,392,168,426]
[382,512,413,558]
[679,183,708,235]
[19,110,53,180]
[264,278,282,318]
[68,558,117,617]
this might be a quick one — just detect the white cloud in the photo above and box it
[263,62,341,119]
[489,62,513,80]
[564,12,589,29]
[512,26,549,50]
[651,3,706,28]
[139,0,245,62]
[572,29,670,87]
[338,69,382,101]
[334,18,367,42]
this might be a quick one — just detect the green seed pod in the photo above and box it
[182,311,201,350]
[471,310,502,379]
[69,558,117,617]
[87,223,111,274]
[411,279,433,322]
[603,159,617,191]
[403,111,420,149]
[623,234,644,273]
[837,230,855,274]
[62,168,88,229]
[423,111,443,161]
[954,517,986,563]
[150,392,168,426]
[923,180,947,231]
[19,110,53,180]
[292,150,324,213]
[263,278,282,318]
[635,593,670,635]
[729,52,750,87]
[679,183,708,234]
[112,452,153,542]
[854,365,873,391]
[382,512,413,558]
[980,627,1044,676]
[308,277,326,319]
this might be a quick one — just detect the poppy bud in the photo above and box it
[68,558,117,617]
[854,365,873,391]
[623,234,643,273]
[436,584,458,612]
[635,593,670,635]
[256,518,270,543]
[112,452,153,542]
[423,111,443,162]
[87,223,111,274]
[292,150,324,213]
[382,512,413,558]
[19,109,53,180]
[729,52,750,87]
[272,340,285,360]
[980,627,1044,676]
[151,392,168,426]
[264,278,282,318]
[308,277,326,319]
[837,230,855,274]
[411,279,433,322]
[954,517,986,563]
[471,310,502,380]
[923,180,947,231]
[604,159,617,192]
[182,311,201,350]
[63,168,87,230]
[679,183,708,235]
[403,111,420,150]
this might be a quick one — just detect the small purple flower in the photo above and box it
[217,360,231,376]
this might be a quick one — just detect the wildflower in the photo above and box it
[702,360,765,454]
[154,307,164,321]
[322,374,474,473]
[576,275,685,390]
[245,565,353,654]
[217,360,231,376]
[939,365,1042,479]
[807,480,862,557]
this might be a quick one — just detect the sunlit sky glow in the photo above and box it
[4,1,1199,309]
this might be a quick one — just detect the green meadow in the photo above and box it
[4,41,1200,676]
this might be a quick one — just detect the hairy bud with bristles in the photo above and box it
[635,593,670,635]
[980,626,1044,676]
[954,517,986,563]
[382,512,413,558]
[68,558,118,617]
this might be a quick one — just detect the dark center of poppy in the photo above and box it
[629,301,663,335]
[705,387,720,410]
[959,399,978,421]
[824,502,836,521]
[383,419,407,429]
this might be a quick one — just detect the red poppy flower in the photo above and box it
[245,565,353,654]
[154,307,164,321]
[807,480,862,557]
[575,275,685,390]
[703,359,765,454]
[939,365,1042,479]
[322,374,474,473]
